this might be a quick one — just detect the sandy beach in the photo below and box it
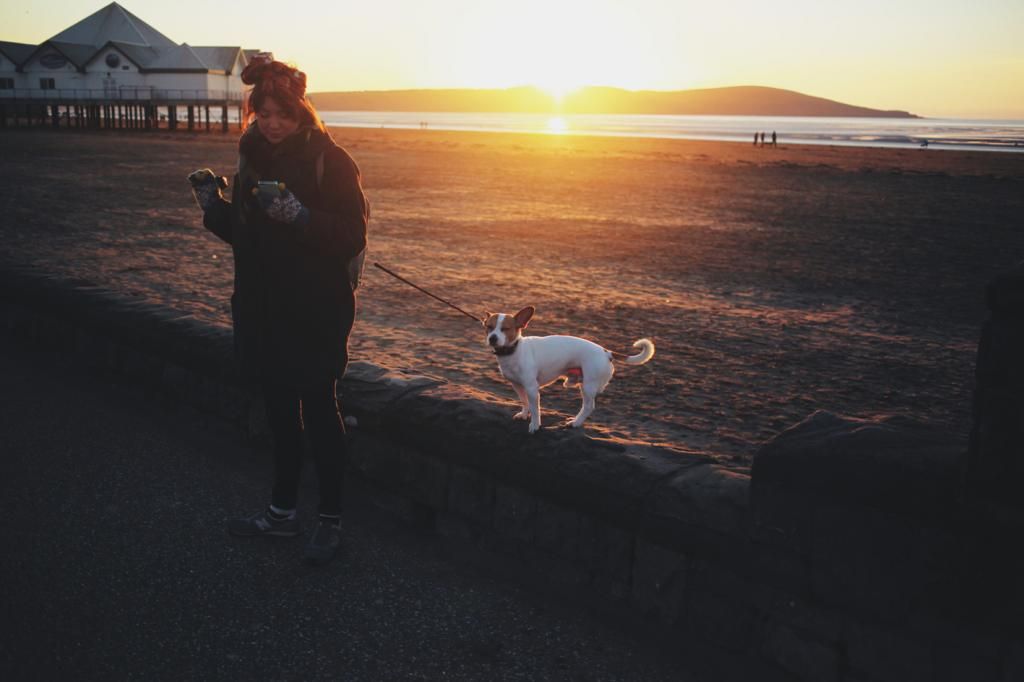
[1,127,1022,467]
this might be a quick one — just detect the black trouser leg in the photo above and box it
[263,379,347,515]
[300,379,347,516]
[264,382,304,511]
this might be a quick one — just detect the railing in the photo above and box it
[0,88,244,102]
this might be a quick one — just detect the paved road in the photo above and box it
[0,334,709,681]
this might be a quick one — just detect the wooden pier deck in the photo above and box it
[0,88,244,132]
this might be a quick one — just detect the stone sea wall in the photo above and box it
[1,262,1020,682]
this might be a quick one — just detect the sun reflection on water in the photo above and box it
[546,116,568,134]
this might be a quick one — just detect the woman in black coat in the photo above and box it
[189,53,368,564]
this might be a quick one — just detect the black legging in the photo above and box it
[263,378,348,516]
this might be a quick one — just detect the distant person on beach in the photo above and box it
[772,130,777,146]
[188,52,369,565]
[753,132,758,146]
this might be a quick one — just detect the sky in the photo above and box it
[2,0,1022,119]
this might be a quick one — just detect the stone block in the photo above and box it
[114,344,163,386]
[73,327,114,371]
[749,480,816,554]
[1003,641,1024,682]
[644,463,750,543]
[533,498,580,562]
[493,484,537,543]
[631,538,687,625]
[160,362,189,403]
[447,466,495,523]
[353,434,401,482]
[577,515,633,585]
[434,511,482,544]
[591,576,631,602]
[518,546,590,590]
[764,592,842,645]
[385,381,702,528]
[760,620,839,682]
[30,313,75,351]
[346,431,373,473]
[216,384,249,424]
[967,262,1024,517]
[190,372,223,414]
[745,539,811,596]
[809,505,960,621]
[932,641,1001,682]
[246,396,269,439]
[352,439,449,510]
[365,483,434,528]
[397,451,449,510]
[5,304,33,338]
[0,300,14,331]
[684,586,758,653]
[752,411,962,523]
[843,618,932,682]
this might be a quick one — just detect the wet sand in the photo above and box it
[2,127,1022,468]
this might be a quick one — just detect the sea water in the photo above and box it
[318,111,1024,152]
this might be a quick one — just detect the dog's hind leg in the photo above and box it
[568,384,598,428]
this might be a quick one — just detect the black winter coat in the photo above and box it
[203,125,369,386]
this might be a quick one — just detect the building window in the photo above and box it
[0,78,14,90]
[39,78,56,90]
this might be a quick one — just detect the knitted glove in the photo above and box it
[187,168,227,213]
[255,187,311,225]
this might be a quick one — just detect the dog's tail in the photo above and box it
[622,338,655,366]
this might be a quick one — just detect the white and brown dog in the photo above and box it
[484,306,655,433]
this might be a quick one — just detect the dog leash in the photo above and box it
[374,262,648,360]
[373,262,482,323]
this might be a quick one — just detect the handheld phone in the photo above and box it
[256,180,285,197]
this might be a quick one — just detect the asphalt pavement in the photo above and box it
[0,333,708,681]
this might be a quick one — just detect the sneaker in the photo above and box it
[227,510,302,538]
[304,519,342,565]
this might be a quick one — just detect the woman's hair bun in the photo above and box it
[241,52,307,97]
[240,51,273,86]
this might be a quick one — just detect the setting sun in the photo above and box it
[537,82,579,103]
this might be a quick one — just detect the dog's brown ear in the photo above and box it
[514,306,535,329]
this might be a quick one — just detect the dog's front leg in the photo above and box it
[525,384,542,433]
[511,383,531,421]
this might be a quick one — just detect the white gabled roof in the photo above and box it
[4,3,258,75]
[81,40,159,70]
[0,41,36,64]
[45,40,98,68]
[191,46,243,73]
[145,43,207,71]
[106,40,160,67]
[47,2,175,50]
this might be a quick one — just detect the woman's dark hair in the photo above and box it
[240,53,325,132]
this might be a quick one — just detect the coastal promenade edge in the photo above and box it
[1,260,1021,682]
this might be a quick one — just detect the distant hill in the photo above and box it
[308,85,918,118]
